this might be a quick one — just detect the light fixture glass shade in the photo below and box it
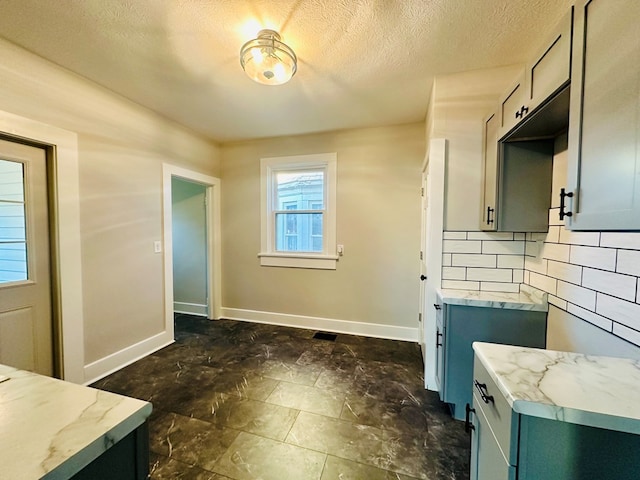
[240,29,297,86]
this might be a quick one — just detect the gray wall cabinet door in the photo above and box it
[566,0,640,230]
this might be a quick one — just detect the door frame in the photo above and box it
[162,164,221,337]
[422,138,446,390]
[0,109,84,383]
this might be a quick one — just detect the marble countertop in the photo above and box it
[0,364,152,479]
[473,342,640,435]
[437,284,547,311]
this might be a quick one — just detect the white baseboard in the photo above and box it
[83,330,174,385]
[174,301,208,316]
[220,307,419,342]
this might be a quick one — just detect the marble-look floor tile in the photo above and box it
[287,411,386,469]
[266,381,345,418]
[149,412,239,471]
[258,359,324,386]
[212,431,326,480]
[208,397,299,441]
[93,315,471,480]
[320,455,419,480]
[149,452,231,480]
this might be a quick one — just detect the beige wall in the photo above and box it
[429,65,523,230]
[0,39,220,368]
[220,124,424,330]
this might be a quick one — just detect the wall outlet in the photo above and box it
[154,240,162,253]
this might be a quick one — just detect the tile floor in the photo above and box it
[92,315,470,479]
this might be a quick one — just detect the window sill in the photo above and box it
[258,252,338,270]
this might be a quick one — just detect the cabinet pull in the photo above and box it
[436,329,443,348]
[515,105,529,119]
[474,380,494,404]
[559,187,573,220]
[465,403,475,433]
[486,206,494,225]
[433,303,441,310]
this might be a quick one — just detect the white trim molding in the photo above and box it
[260,152,338,269]
[220,307,419,342]
[0,109,84,383]
[162,164,222,327]
[83,331,174,385]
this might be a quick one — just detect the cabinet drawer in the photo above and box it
[473,358,519,466]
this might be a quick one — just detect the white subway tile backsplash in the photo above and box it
[612,323,640,348]
[541,242,571,262]
[480,282,520,293]
[497,255,524,269]
[443,240,481,254]
[514,233,526,241]
[466,268,513,282]
[513,269,524,283]
[442,254,452,267]
[549,207,563,227]
[596,293,640,331]
[441,280,480,291]
[567,304,613,331]
[547,260,582,285]
[548,295,567,310]
[467,232,514,241]
[524,270,530,284]
[442,267,466,280]
[546,226,560,244]
[525,255,547,275]
[482,240,525,255]
[557,280,596,310]
[600,232,640,250]
[558,228,600,246]
[582,268,636,302]
[616,249,640,277]
[529,272,557,295]
[443,231,467,240]
[451,254,496,268]
[525,241,540,257]
[569,245,616,271]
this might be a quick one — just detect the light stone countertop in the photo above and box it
[0,364,152,479]
[437,284,547,312]
[473,342,640,435]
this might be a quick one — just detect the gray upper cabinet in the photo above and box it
[565,0,640,230]
[498,10,573,140]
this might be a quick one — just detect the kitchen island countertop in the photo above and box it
[0,363,152,479]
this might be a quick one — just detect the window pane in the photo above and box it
[0,160,24,202]
[276,170,324,210]
[275,212,323,253]
[0,159,27,283]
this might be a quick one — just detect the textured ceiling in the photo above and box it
[0,0,574,143]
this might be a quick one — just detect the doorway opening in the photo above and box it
[162,164,221,339]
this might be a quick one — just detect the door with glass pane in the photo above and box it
[0,138,53,376]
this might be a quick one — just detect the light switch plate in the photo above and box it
[154,241,162,253]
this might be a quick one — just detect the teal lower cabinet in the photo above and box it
[438,303,546,420]
[469,350,640,480]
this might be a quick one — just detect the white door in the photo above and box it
[0,139,53,376]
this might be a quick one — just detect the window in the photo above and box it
[0,159,27,283]
[260,153,337,269]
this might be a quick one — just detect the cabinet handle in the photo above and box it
[486,206,494,225]
[436,329,443,348]
[433,303,441,310]
[474,380,494,404]
[559,187,574,220]
[465,403,475,433]
[515,105,529,119]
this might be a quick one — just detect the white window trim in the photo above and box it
[259,152,337,269]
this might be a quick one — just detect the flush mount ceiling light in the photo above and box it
[240,29,297,86]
